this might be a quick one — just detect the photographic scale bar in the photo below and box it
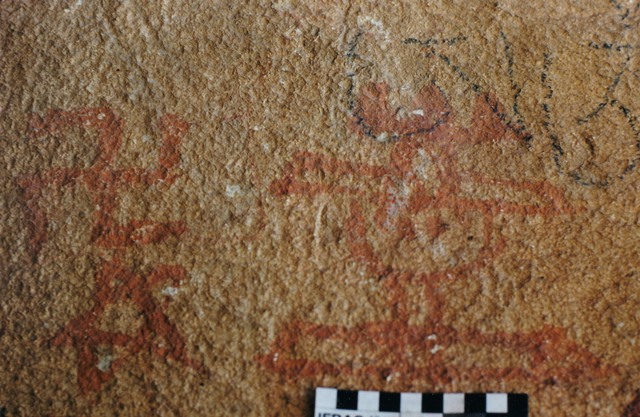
[315,387,528,417]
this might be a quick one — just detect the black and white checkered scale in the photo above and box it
[315,387,527,417]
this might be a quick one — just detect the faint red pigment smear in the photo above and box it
[17,108,187,260]
[623,392,640,417]
[16,107,205,396]
[257,82,618,388]
[49,258,204,395]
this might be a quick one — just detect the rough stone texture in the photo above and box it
[1,1,640,416]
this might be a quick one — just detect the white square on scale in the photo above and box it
[486,393,509,413]
[357,390,380,411]
[443,393,465,413]
[400,392,422,412]
[315,387,337,409]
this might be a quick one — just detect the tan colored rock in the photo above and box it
[1,1,639,416]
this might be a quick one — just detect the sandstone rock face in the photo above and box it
[1,1,639,416]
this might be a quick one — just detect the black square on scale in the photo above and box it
[379,391,401,412]
[465,393,486,413]
[336,389,358,410]
[422,393,444,413]
[508,394,528,417]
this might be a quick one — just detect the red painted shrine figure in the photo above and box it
[17,107,204,395]
[18,108,187,260]
[258,82,617,387]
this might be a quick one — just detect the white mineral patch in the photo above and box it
[357,16,384,34]
[97,354,115,372]
[357,16,391,45]
[64,0,84,13]
[375,132,389,142]
[225,184,243,197]
[162,286,180,297]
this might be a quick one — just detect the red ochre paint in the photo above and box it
[257,82,618,388]
[16,108,204,396]
[17,108,187,260]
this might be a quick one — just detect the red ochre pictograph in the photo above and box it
[623,391,640,417]
[257,82,619,387]
[17,108,187,260]
[50,258,204,394]
[16,107,204,395]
